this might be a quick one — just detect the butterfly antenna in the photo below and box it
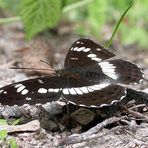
[9,67,55,72]
[40,59,58,72]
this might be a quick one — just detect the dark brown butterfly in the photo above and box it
[0,38,143,107]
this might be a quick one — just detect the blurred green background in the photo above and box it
[0,0,148,48]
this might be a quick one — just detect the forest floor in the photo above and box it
[0,23,147,148]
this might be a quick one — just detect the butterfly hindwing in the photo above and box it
[62,78,126,107]
[98,59,144,84]
[0,76,65,106]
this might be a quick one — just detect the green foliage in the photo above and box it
[12,119,20,125]
[0,129,7,141]
[119,0,148,47]
[0,119,8,125]
[121,25,148,48]
[3,0,21,14]
[0,119,17,147]
[87,0,107,37]
[0,129,17,147]
[0,0,148,47]
[0,0,5,8]
[9,138,17,148]
[20,0,62,39]
[97,0,148,47]
[67,0,148,48]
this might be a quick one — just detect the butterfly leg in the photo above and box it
[61,96,70,116]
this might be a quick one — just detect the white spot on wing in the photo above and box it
[119,95,125,100]
[139,79,143,83]
[3,91,7,94]
[79,87,89,93]
[79,104,87,107]
[38,79,44,84]
[111,100,118,104]
[91,57,101,62]
[21,89,29,95]
[87,54,96,58]
[77,47,85,52]
[96,48,101,51]
[83,48,91,52]
[54,89,60,92]
[62,89,69,95]
[48,88,59,93]
[90,105,98,108]
[73,47,78,51]
[0,90,4,93]
[74,88,83,95]
[69,88,77,95]
[100,104,110,107]
[99,62,118,80]
[26,97,31,100]
[38,88,47,94]
[110,89,126,105]
[70,57,78,60]
[68,101,76,105]
[88,83,110,91]
[15,84,22,88]
[48,88,54,92]
[17,85,25,93]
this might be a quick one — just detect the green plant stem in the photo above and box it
[106,2,133,48]
[63,0,94,13]
[0,16,21,24]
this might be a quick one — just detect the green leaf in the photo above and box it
[12,119,20,126]
[87,0,107,36]
[0,119,8,125]
[121,25,148,48]
[0,130,7,141]
[0,0,6,8]
[3,0,21,14]
[20,0,62,39]
[9,138,17,148]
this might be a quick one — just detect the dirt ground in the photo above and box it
[0,23,148,147]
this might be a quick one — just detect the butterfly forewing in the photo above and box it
[0,76,65,106]
[65,38,115,68]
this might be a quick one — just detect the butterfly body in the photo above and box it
[0,38,143,107]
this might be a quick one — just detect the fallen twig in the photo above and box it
[0,120,40,133]
[129,104,147,110]
[126,108,148,121]
[58,116,126,146]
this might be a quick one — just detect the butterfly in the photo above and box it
[0,38,143,107]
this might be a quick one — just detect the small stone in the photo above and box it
[2,106,22,118]
[71,108,95,125]
[128,141,136,147]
